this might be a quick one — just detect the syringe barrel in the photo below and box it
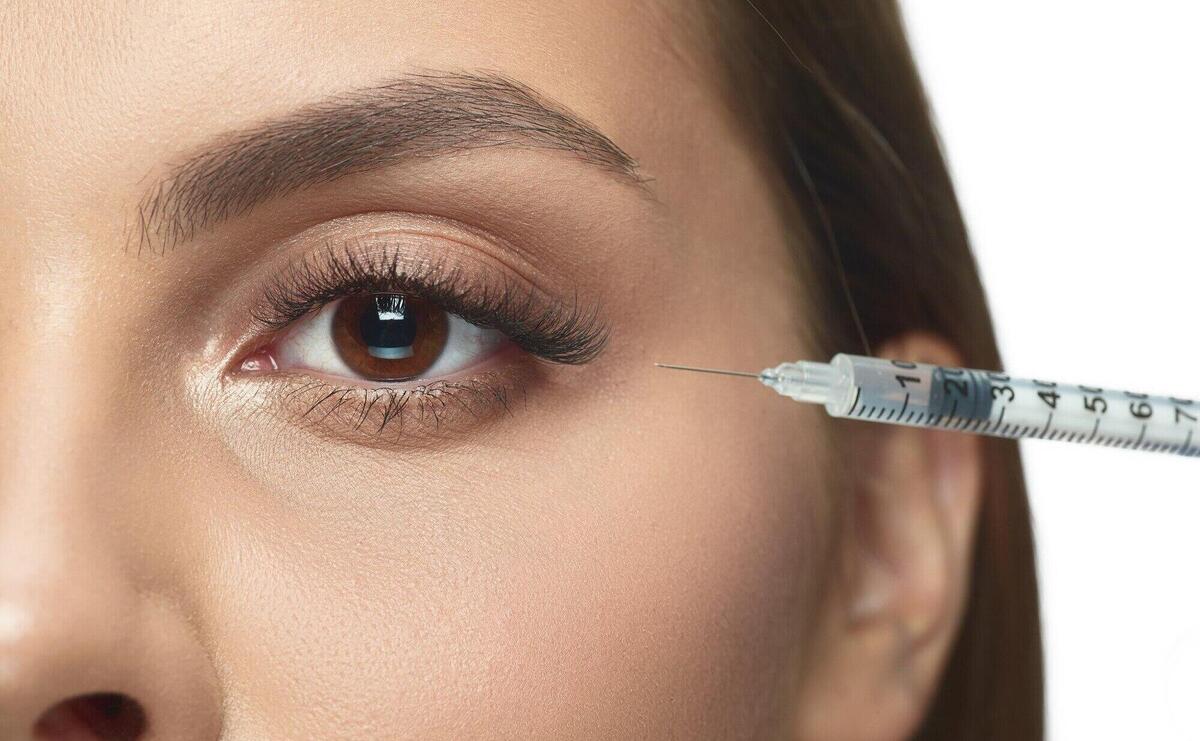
[816,353,1199,457]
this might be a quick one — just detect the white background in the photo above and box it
[900,4,1200,739]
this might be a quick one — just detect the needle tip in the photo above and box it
[654,362,762,379]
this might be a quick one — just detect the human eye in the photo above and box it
[270,294,506,382]
[230,235,607,443]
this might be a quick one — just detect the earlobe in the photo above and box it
[794,333,983,741]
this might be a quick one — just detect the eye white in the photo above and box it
[275,299,505,381]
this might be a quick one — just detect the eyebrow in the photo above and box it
[133,70,648,254]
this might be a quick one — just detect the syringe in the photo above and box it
[656,354,1199,457]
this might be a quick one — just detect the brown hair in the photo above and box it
[697,2,1044,738]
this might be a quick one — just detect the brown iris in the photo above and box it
[332,294,448,381]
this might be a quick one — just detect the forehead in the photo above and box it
[1,1,718,234]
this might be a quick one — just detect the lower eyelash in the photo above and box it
[283,371,526,441]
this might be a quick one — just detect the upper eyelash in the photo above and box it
[253,243,609,365]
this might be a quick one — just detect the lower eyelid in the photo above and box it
[265,367,531,447]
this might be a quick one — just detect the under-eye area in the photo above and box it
[239,369,531,447]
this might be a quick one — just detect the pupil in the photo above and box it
[359,294,417,359]
[331,293,448,382]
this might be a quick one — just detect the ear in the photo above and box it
[793,333,984,741]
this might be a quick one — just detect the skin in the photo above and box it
[0,2,983,739]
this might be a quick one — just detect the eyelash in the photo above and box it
[242,243,607,440]
[278,375,523,441]
[253,244,608,364]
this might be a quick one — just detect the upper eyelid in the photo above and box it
[253,223,554,326]
[255,244,532,330]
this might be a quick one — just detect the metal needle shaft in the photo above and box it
[654,363,762,378]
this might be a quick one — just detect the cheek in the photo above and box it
[425,387,833,737]
[509,387,834,735]
[193,376,834,738]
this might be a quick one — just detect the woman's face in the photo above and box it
[1,2,847,738]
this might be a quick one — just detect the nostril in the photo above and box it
[33,692,148,740]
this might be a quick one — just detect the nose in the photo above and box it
[0,485,223,741]
[0,232,223,740]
